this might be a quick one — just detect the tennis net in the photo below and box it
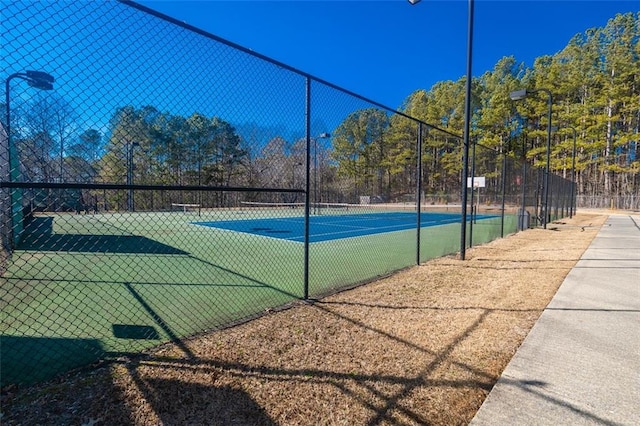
[240,201,417,216]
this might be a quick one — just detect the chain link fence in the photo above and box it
[576,195,639,210]
[1,0,575,387]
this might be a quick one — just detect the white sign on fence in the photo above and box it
[467,176,486,188]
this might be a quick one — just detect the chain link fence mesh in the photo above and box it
[1,0,574,387]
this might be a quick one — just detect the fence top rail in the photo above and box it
[0,181,305,193]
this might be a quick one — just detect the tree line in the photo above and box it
[4,12,638,211]
[331,12,639,206]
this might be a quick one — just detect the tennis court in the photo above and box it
[193,206,497,243]
[1,204,509,386]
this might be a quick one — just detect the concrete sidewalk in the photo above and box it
[470,214,640,426]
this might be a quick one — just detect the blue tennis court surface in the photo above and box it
[193,212,496,243]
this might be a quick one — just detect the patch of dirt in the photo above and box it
[1,213,608,425]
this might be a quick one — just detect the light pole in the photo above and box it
[292,161,303,204]
[4,70,54,249]
[5,71,55,180]
[518,117,531,231]
[409,0,475,259]
[510,88,553,229]
[126,141,139,212]
[567,125,577,218]
[314,132,330,214]
[554,125,577,218]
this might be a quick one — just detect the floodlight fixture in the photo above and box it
[407,0,422,4]
[5,69,56,162]
[27,79,54,91]
[26,70,55,84]
[509,89,528,101]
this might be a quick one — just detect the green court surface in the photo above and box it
[1,209,516,385]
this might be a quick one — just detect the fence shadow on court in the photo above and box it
[0,335,106,387]
[18,217,188,255]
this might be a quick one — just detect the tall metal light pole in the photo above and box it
[518,117,530,231]
[4,70,55,249]
[568,125,577,218]
[554,125,578,218]
[292,161,303,203]
[409,0,475,259]
[5,71,55,180]
[126,141,139,212]
[314,132,330,214]
[510,88,553,229]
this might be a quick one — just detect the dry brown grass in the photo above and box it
[1,213,607,426]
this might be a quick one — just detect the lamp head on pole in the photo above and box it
[317,132,330,139]
[27,79,53,90]
[25,70,55,90]
[407,0,422,4]
[509,89,528,101]
[26,70,55,84]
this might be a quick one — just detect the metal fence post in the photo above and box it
[459,0,474,261]
[0,124,10,272]
[303,77,311,300]
[500,147,506,238]
[468,138,476,248]
[416,123,423,264]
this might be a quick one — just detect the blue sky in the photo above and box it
[137,0,638,109]
[4,1,636,147]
